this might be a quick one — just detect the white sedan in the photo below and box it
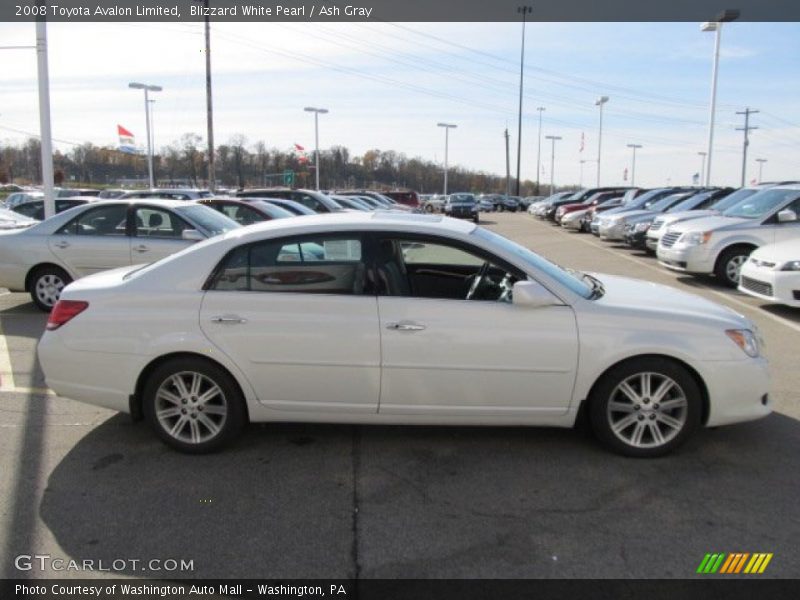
[739,238,800,308]
[38,212,771,457]
[0,199,239,310]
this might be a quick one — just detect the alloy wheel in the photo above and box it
[35,273,66,308]
[154,371,228,444]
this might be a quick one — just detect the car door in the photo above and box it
[374,233,579,418]
[131,204,196,263]
[200,232,381,413]
[47,203,131,277]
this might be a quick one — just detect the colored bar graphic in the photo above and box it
[734,553,750,573]
[719,554,736,574]
[699,552,773,574]
[697,554,713,573]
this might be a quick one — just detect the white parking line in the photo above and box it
[0,330,16,392]
[563,226,800,335]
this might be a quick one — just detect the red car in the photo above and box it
[554,191,625,224]
[382,190,420,208]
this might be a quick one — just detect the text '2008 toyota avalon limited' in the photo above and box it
[38,213,771,457]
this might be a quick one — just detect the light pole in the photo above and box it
[304,107,328,191]
[515,5,533,196]
[535,106,545,195]
[437,122,457,195]
[595,96,609,187]
[148,99,156,178]
[701,9,740,186]
[756,158,767,183]
[697,151,707,185]
[626,144,642,186]
[579,159,587,188]
[545,135,562,196]
[128,82,162,189]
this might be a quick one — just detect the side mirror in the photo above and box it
[182,229,204,242]
[777,209,797,223]
[512,280,558,308]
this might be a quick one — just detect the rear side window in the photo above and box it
[57,204,128,236]
[209,235,365,295]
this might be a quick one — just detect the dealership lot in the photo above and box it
[1,212,799,579]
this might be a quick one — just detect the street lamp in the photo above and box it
[701,9,740,186]
[535,106,545,195]
[626,144,642,186]
[579,159,587,188]
[595,96,609,186]
[697,151,708,184]
[128,82,162,189]
[515,5,533,196]
[756,158,767,183]
[304,107,329,191]
[437,122,457,195]
[545,135,562,196]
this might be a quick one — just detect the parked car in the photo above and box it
[444,193,479,223]
[556,191,626,226]
[121,189,213,200]
[475,197,495,212]
[238,188,344,213]
[600,192,697,242]
[657,184,800,287]
[11,197,95,221]
[519,195,545,210]
[0,208,37,230]
[329,195,373,211]
[199,198,295,225]
[97,189,127,199]
[38,212,771,457]
[545,187,632,222]
[4,191,44,209]
[481,194,520,212]
[382,190,420,208]
[738,239,800,307]
[336,190,412,212]
[593,187,693,237]
[240,197,316,216]
[646,184,784,252]
[528,191,573,216]
[421,195,448,213]
[0,199,239,310]
[564,195,625,231]
[57,188,101,198]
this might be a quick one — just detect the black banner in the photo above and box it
[3,579,800,600]
[3,0,800,23]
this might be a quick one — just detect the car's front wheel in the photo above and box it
[143,358,247,453]
[30,265,72,312]
[589,357,701,457]
[715,246,754,288]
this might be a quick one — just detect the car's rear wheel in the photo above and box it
[143,358,247,453]
[424,204,434,213]
[30,266,72,312]
[715,246,753,288]
[589,357,701,457]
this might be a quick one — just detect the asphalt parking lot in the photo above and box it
[1,212,799,580]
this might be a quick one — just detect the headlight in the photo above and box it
[680,231,712,246]
[725,329,760,358]
[634,222,650,232]
[781,260,800,271]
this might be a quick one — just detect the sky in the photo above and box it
[1,21,799,190]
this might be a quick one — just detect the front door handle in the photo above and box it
[54,241,69,249]
[133,244,149,253]
[211,315,248,324]
[386,321,426,331]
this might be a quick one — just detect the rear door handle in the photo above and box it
[54,241,69,249]
[386,321,426,331]
[211,315,248,324]
[133,244,149,253]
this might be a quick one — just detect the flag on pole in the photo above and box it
[294,143,305,152]
[623,167,628,181]
[579,132,585,153]
[692,172,700,185]
[293,143,309,164]
[117,125,138,154]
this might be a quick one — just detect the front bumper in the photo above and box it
[624,229,649,249]
[598,221,626,241]
[702,357,771,427]
[739,263,800,308]
[657,243,715,274]
[645,232,661,251]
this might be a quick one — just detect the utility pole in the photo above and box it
[535,106,545,195]
[504,128,511,197]
[35,21,55,219]
[755,158,767,183]
[545,135,561,196]
[736,107,759,187]
[595,96,609,187]
[437,122,457,195]
[626,144,642,186]
[515,5,533,197]
[579,159,586,188]
[697,151,707,185]
[205,0,215,191]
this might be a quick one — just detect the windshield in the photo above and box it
[619,189,640,204]
[473,227,593,299]
[176,204,240,236]
[722,189,800,219]
[628,188,670,208]
[450,193,475,203]
[646,193,687,212]
[711,187,758,212]
[668,192,712,212]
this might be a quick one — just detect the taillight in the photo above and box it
[46,300,89,331]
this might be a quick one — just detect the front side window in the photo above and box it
[375,235,520,302]
[57,204,128,236]
[209,235,366,295]
[723,189,800,220]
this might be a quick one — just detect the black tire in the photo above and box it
[589,357,702,458]
[143,357,247,454]
[29,265,72,312]
[714,246,754,288]
[473,213,480,224]
[424,204,434,213]
[499,205,505,212]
